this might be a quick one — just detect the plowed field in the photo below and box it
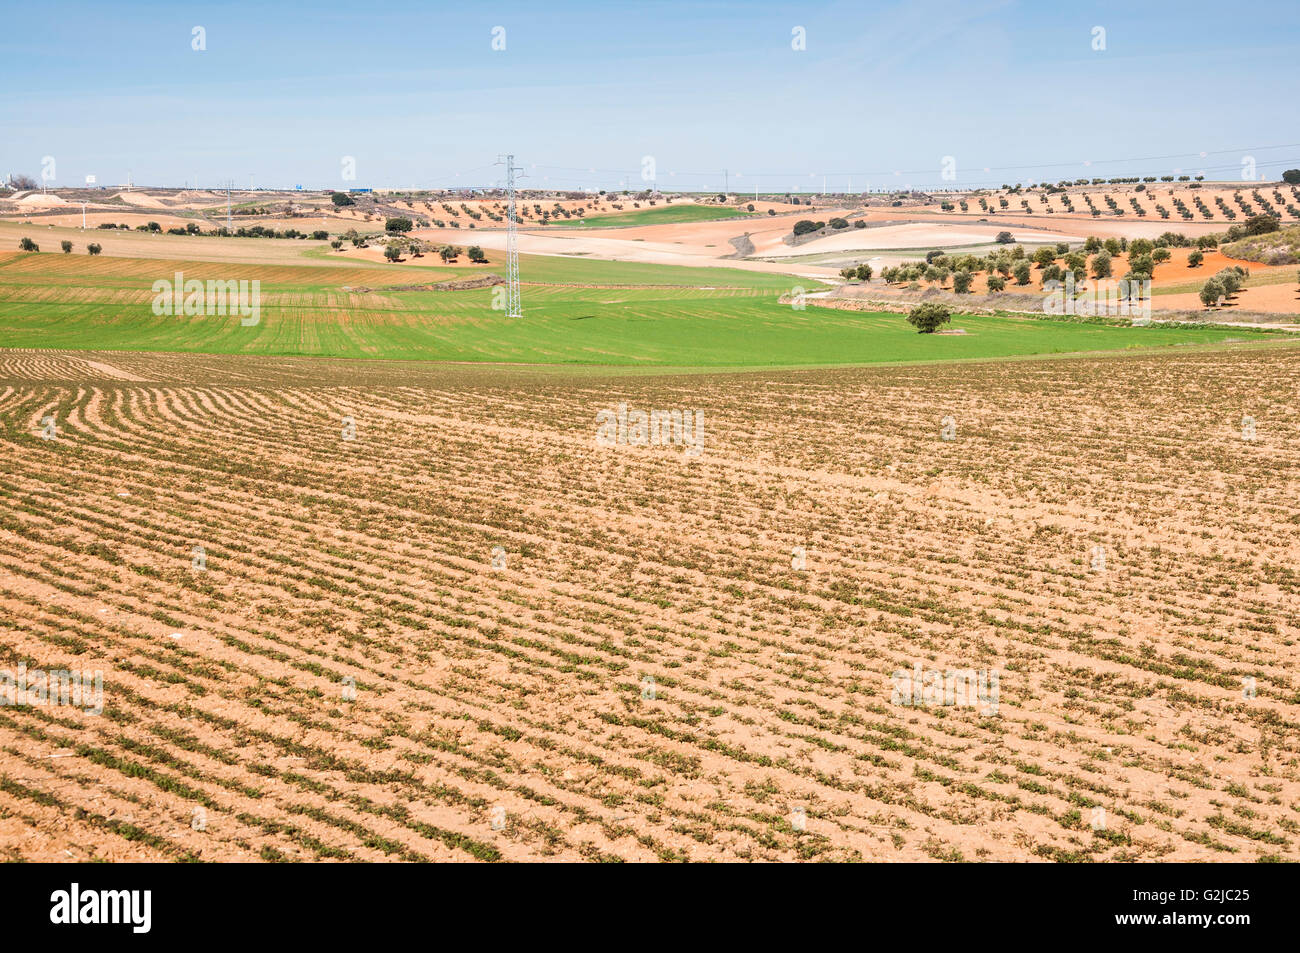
[1,345,1297,861]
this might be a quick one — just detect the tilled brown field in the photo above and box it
[0,345,1298,862]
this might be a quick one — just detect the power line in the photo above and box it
[496,154,524,318]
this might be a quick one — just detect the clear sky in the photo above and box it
[4,0,1299,192]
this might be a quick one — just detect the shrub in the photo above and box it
[60,240,73,253]
[1215,266,1246,294]
[792,219,821,236]
[986,275,1006,291]
[331,192,356,206]
[853,219,866,229]
[385,217,413,233]
[828,217,849,229]
[311,230,329,240]
[923,264,949,285]
[1283,169,1300,185]
[1244,214,1279,236]
[384,243,403,261]
[1199,277,1225,307]
[906,302,952,333]
[87,243,101,255]
[1187,250,1203,267]
[1129,254,1154,276]
[467,245,486,262]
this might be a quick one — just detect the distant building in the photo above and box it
[348,188,373,194]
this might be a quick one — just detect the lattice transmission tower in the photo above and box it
[497,154,524,317]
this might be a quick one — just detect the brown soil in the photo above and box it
[1,346,1297,862]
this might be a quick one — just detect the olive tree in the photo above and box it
[906,302,952,333]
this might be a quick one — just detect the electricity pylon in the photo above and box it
[496,154,524,317]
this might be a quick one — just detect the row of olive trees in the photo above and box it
[19,237,100,254]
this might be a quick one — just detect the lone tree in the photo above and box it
[906,302,952,333]
[61,240,73,253]
[1187,249,1204,267]
[19,237,38,252]
[995,230,1015,244]
[87,243,101,255]
[467,245,486,262]
[384,242,403,262]
[1283,169,1300,184]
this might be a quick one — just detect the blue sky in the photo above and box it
[3,0,1299,191]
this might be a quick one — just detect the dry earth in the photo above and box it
[0,346,1297,862]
